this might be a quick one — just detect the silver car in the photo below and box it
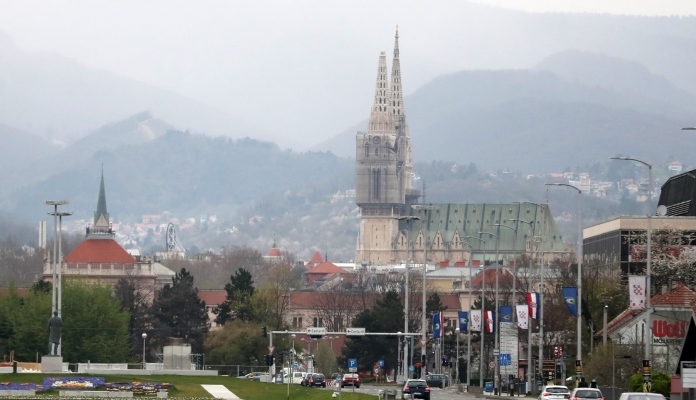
[570,388,604,400]
[618,393,666,400]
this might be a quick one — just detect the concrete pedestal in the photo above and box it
[41,355,63,373]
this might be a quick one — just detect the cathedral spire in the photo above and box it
[90,168,112,237]
[368,51,393,134]
[390,25,405,121]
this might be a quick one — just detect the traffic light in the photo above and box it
[270,355,275,366]
[262,326,267,337]
[279,352,284,365]
[264,354,270,366]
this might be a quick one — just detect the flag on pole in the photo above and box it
[629,276,646,310]
[499,306,513,323]
[516,305,528,329]
[458,311,469,333]
[484,310,495,333]
[526,292,540,320]
[562,287,578,316]
[432,311,444,338]
[470,310,482,332]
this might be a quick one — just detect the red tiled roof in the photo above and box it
[596,284,696,337]
[470,267,515,288]
[267,247,281,257]
[198,289,227,306]
[651,284,696,307]
[64,239,136,263]
[306,262,349,275]
[309,251,324,264]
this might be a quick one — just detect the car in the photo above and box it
[402,379,430,400]
[425,374,447,388]
[617,393,666,400]
[570,388,604,400]
[341,373,361,388]
[241,372,269,381]
[540,385,571,400]
[308,373,327,387]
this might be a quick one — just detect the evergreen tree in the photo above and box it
[214,268,256,325]
[340,290,404,375]
[113,278,151,361]
[151,268,209,353]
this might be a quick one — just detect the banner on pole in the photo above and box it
[516,305,528,329]
[470,310,482,332]
[562,287,578,316]
[526,292,540,320]
[484,310,495,333]
[432,311,444,338]
[500,305,513,323]
[458,311,469,333]
[629,276,647,310]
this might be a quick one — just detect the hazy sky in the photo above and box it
[1,1,695,149]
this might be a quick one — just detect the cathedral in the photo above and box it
[355,28,567,267]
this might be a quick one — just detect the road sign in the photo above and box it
[346,327,366,336]
[500,353,511,366]
[307,327,326,336]
[268,346,275,353]
[409,365,415,372]
[348,358,358,372]
[420,339,427,347]
[493,348,500,356]
[378,360,384,367]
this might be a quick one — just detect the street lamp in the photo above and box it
[610,156,653,388]
[546,182,583,379]
[288,333,296,400]
[48,205,72,357]
[411,204,437,379]
[466,235,486,387]
[511,212,541,394]
[142,333,147,369]
[455,327,461,384]
[462,238,477,389]
[45,200,68,354]
[396,215,421,380]
[480,231,501,395]
[494,224,519,307]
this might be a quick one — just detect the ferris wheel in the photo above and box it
[165,223,185,254]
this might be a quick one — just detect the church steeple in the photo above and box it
[89,168,113,238]
[368,51,393,135]
[390,25,405,120]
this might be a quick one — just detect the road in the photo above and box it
[322,384,479,400]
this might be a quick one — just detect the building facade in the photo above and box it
[355,29,567,266]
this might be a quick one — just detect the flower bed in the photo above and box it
[43,376,106,390]
[0,382,46,392]
[105,382,171,395]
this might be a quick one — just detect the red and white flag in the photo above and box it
[470,310,482,332]
[629,276,646,310]
[526,292,540,320]
[484,310,495,333]
[516,304,529,329]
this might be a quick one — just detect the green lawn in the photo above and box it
[0,373,378,400]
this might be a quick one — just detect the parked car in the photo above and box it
[402,379,430,400]
[425,374,447,388]
[308,373,326,387]
[570,388,604,400]
[241,372,269,381]
[277,371,306,384]
[618,393,666,400]
[540,385,571,400]
[341,373,361,388]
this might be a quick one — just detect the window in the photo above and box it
[335,317,344,331]
[292,317,303,329]
[313,317,323,327]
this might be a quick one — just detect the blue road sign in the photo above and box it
[378,360,384,367]
[348,358,358,372]
[409,365,415,372]
[500,354,512,366]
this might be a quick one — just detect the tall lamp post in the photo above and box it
[511,216,538,394]
[455,327,461,383]
[142,333,147,369]
[463,239,477,389]
[611,156,653,389]
[480,231,501,395]
[45,200,68,348]
[396,215,422,380]
[465,235,486,387]
[47,203,71,357]
[412,204,437,378]
[546,182,583,379]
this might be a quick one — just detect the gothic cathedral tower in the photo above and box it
[355,27,418,264]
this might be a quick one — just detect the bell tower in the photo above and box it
[355,27,417,264]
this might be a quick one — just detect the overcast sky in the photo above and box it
[1,1,696,150]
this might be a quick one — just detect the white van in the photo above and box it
[276,371,306,384]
